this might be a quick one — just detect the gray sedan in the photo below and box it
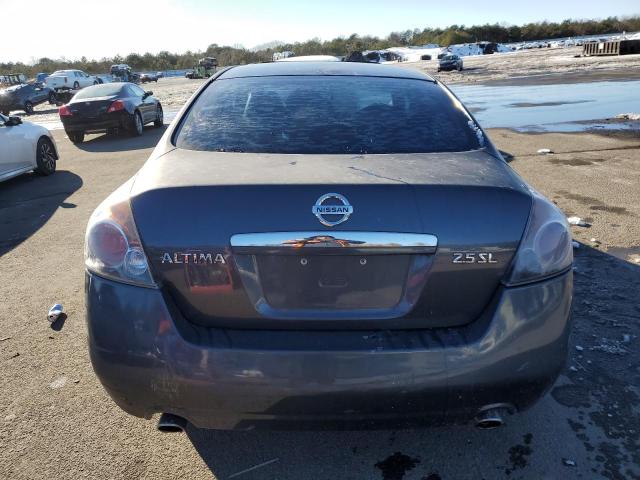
[84,61,572,431]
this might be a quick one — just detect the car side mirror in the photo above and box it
[143,91,153,99]
[5,116,22,126]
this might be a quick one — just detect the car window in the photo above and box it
[129,84,145,97]
[73,83,125,99]
[175,75,483,154]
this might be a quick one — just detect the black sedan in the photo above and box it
[438,53,464,72]
[140,73,159,83]
[0,82,56,115]
[85,62,573,431]
[59,83,163,143]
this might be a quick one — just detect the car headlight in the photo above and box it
[504,189,573,286]
[85,178,156,288]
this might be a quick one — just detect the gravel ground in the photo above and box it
[0,125,638,479]
[403,46,640,85]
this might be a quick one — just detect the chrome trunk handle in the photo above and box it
[230,232,437,255]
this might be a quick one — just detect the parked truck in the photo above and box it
[185,57,218,79]
[110,64,140,84]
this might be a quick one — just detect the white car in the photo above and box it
[0,113,58,182]
[45,69,99,91]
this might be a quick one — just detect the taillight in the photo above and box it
[107,100,125,113]
[59,105,72,117]
[85,179,156,287]
[504,189,573,286]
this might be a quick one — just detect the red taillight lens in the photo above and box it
[88,221,128,268]
[107,100,125,113]
[85,179,156,287]
[59,105,72,117]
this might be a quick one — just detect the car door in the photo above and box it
[81,71,94,87]
[129,84,154,122]
[0,115,32,175]
[31,84,47,104]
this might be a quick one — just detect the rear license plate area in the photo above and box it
[256,255,411,310]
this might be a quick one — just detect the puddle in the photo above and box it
[450,80,640,132]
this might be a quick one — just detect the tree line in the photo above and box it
[2,16,638,77]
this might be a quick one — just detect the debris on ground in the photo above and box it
[47,304,64,323]
[615,112,640,121]
[228,458,280,478]
[0,336,11,341]
[563,459,577,467]
[48,376,68,389]
[567,216,590,227]
[537,148,554,155]
[591,339,627,355]
[575,345,584,351]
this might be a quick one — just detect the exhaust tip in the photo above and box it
[157,413,187,433]
[475,416,504,430]
[474,404,514,429]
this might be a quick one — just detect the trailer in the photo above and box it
[0,74,27,87]
[582,39,640,56]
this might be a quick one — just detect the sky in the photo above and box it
[1,0,638,63]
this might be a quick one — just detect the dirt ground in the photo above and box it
[403,46,640,85]
[0,124,638,479]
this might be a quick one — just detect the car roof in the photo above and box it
[218,61,435,81]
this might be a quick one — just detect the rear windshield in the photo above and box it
[73,84,124,99]
[175,76,483,154]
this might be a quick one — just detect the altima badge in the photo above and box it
[312,193,353,227]
[161,252,226,264]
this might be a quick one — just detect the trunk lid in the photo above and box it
[68,95,117,118]
[131,149,531,329]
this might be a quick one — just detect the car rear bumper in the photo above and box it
[86,271,572,430]
[62,111,130,133]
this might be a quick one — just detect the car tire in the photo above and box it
[130,111,143,136]
[48,92,57,105]
[458,64,463,71]
[73,81,80,89]
[35,137,57,176]
[154,105,163,128]
[24,101,34,115]
[68,131,84,144]
[93,81,98,85]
